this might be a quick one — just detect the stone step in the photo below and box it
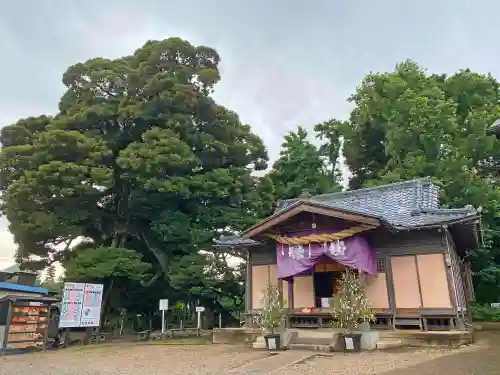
[252,335,266,349]
[289,343,332,352]
[294,336,333,346]
[376,339,403,350]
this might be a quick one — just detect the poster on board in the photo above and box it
[59,282,85,328]
[80,283,104,327]
[58,283,104,328]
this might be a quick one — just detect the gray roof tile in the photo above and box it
[213,235,260,248]
[299,178,478,229]
[214,178,479,246]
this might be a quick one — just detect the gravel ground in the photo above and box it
[273,347,468,375]
[0,343,267,375]
[274,332,500,375]
[2,332,500,375]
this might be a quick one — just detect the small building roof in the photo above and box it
[214,178,480,248]
[0,294,59,304]
[0,282,48,295]
[0,264,36,275]
[274,178,478,230]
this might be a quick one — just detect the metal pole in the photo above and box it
[43,304,51,352]
[161,310,165,335]
[219,313,222,329]
[197,311,201,330]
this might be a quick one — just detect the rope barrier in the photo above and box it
[268,225,375,245]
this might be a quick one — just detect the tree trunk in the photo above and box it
[100,279,114,331]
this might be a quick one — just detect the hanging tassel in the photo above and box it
[281,242,284,256]
[308,243,311,258]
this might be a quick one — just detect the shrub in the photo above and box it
[257,281,288,334]
[330,269,375,332]
[471,303,500,322]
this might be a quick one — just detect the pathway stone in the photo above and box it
[224,350,314,375]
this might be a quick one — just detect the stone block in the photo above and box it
[361,331,380,350]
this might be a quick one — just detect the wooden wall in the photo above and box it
[247,227,463,314]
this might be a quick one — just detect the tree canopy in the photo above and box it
[315,60,500,302]
[0,38,267,283]
[0,37,268,325]
[268,126,341,201]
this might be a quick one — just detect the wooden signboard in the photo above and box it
[1,302,51,355]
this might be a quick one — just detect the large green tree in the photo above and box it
[316,60,500,301]
[0,38,268,291]
[268,126,340,202]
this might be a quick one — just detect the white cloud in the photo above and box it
[0,219,16,269]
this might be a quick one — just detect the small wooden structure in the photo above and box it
[0,295,59,355]
[215,178,479,331]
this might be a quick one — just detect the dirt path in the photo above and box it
[382,332,500,375]
[274,331,500,375]
[0,343,266,375]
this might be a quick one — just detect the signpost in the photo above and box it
[159,299,169,334]
[59,283,104,329]
[195,306,205,330]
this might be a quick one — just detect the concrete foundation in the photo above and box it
[212,327,262,345]
[378,330,474,348]
[212,327,474,350]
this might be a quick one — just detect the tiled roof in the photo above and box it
[284,178,478,230]
[0,264,36,274]
[213,235,260,248]
[213,178,479,247]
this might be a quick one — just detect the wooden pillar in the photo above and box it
[244,248,252,326]
[288,277,294,310]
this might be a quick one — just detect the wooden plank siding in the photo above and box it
[246,228,455,319]
[248,228,449,268]
[369,228,448,258]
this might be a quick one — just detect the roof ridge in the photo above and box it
[421,207,476,215]
[306,177,433,202]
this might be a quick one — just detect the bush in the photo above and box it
[257,281,288,334]
[330,269,375,332]
[471,303,500,321]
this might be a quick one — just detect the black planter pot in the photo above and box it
[342,332,362,352]
[264,333,281,351]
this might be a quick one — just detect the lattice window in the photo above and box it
[376,259,386,273]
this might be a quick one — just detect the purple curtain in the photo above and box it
[275,231,376,279]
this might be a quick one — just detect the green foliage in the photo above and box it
[64,247,151,283]
[317,60,500,302]
[268,126,340,201]
[257,281,288,333]
[330,270,375,332]
[471,303,500,322]
[0,37,267,315]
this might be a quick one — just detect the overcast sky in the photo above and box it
[1,0,500,268]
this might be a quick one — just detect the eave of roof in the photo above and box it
[213,235,260,248]
[241,199,381,238]
[0,295,59,304]
[0,282,48,294]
